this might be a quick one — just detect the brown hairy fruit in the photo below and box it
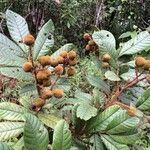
[88,40,95,46]
[69,58,77,66]
[53,89,64,98]
[23,34,35,46]
[102,62,110,68]
[102,53,111,62]
[135,56,146,67]
[60,51,68,58]
[67,67,76,76]
[85,45,92,51]
[57,56,64,64]
[22,62,33,72]
[54,65,64,75]
[83,33,91,41]
[127,107,137,117]
[68,51,76,60]
[37,70,51,81]
[50,58,59,67]
[146,74,150,84]
[32,98,45,109]
[42,78,51,87]
[39,55,51,66]
[41,89,53,99]
[144,60,150,70]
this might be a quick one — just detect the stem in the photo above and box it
[28,46,41,96]
[50,75,60,90]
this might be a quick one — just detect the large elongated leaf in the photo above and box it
[136,88,150,111]
[119,31,150,56]
[51,43,76,59]
[0,102,26,121]
[101,135,130,150]
[33,20,54,60]
[0,143,11,150]
[38,113,61,129]
[87,75,110,94]
[6,10,29,51]
[86,105,120,133]
[76,103,97,121]
[23,113,49,150]
[0,122,24,141]
[52,120,72,150]
[0,67,33,81]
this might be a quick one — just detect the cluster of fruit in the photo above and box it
[135,56,150,83]
[22,34,77,110]
[83,33,98,54]
[101,53,111,68]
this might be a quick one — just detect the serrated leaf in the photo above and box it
[6,10,29,51]
[105,71,120,81]
[0,67,33,81]
[0,143,11,150]
[119,31,150,56]
[38,113,61,129]
[90,134,105,150]
[110,133,140,144]
[86,105,120,133]
[136,88,150,111]
[0,102,26,121]
[0,122,24,141]
[87,75,110,94]
[52,120,72,150]
[24,113,49,150]
[51,43,76,59]
[76,103,97,121]
[33,20,54,60]
[101,135,130,150]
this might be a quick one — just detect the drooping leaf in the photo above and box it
[52,120,72,150]
[0,143,11,150]
[101,135,130,150]
[51,43,76,59]
[38,113,61,129]
[86,105,121,133]
[6,10,29,51]
[110,133,140,144]
[90,134,105,150]
[0,122,24,141]
[136,88,150,111]
[87,75,110,94]
[33,20,54,60]
[119,31,150,56]
[23,113,49,150]
[105,71,120,81]
[0,102,26,121]
[76,103,97,121]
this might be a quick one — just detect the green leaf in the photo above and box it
[33,20,54,60]
[24,113,49,150]
[101,135,130,150]
[6,10,29,51]
[76,103,97,121]
[119,31,150,56]
[52,120,72,150]
[51,43,76,59]
[0,33,26,67]
[0,143,11,150]
[0,102,26,121]
[0,122,24,141]
[136,88,150,111]
[119,31,132,39]
[38,113,61,129]
[110,133,140,144]
[105,71,120,81]
[90,134,105,150]
[12,137,24,150]
[86,105,121,133]
[19,96,33,110]
[87,75,110,94]
[0,66,33,81]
